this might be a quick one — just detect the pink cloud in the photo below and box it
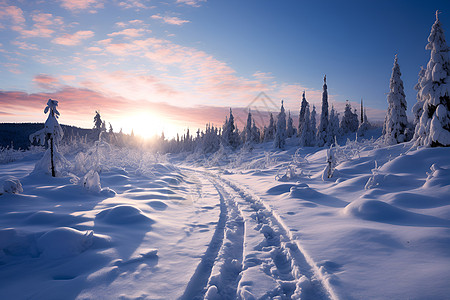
[33,74,62,90]
[151,14,190,26]
[59,0,103,12]
[118,0,152,10]
[12,40,39,50]
[12,12,64,38]
[176,0,206,7]
[0,5,25,25]
[108,28,149,38]
[52,30,94,46]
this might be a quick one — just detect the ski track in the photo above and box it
[181,168,337,300]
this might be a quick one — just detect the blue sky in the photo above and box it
[1,0,449,138]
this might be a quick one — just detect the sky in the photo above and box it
[1,0,450,138]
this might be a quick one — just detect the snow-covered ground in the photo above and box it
[1,135,450,299]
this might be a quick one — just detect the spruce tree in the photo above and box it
[274,100,287,149]
[286,110,296,137]
[340,101,359,133]
[310,105,317,146]
[264,113,275,141]
[413,11,450,147]
[298,91,308,136]
[329,105,341,142]
[317,75,330,146]
[383,54,409,144]
[244,110,253,145]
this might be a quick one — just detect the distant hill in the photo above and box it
[0,123,95,149]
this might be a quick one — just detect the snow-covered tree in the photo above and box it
[274,100,287,149]
[340,101,359,133]
[310,105,317,145]
[251,120,260,144]
[222,108,240,149]
[264,113,276,141]
[412,66,426,126]
[286,111,296,137]
[244,110,253,145]
[413,11,450,147]
[298,91,308,136]
[383,54,409,144]
[357,100,371,137]
[29,99,66,177]
[329,105,341,141]
[317,75,331,146]
[94,111,102,131]
[299,104,315,146]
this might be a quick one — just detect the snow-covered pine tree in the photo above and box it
[412,66,426,126]
[29,99,66,177]
[317,75,331,146]
[299,104,315,146]
[413,11,450,147]
[340,101,359,133]
[298,91,309,136]
[244,110,253,145]
[264,113,276,141]
[222,108,240,149]
[286,110,296,137]
[383,54,409,144]
[310,105,317,146]
[357,100,371,137]
[251,120,260,144]
[274,100,287,149]
[329,105,341,142]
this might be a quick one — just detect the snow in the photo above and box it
[1,135,450,299]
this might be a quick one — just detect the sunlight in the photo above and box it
[119,111,180,140]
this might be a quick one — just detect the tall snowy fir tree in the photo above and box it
[274,100,287,149]
[412,66,426,126]
[264,113,276,142]
[244,110,253,146]
[299,104,315,146]
[414,11,450,147]
[317,75,331,146]
[329,105,341,142]
[286,111,296,137]
[383,54,409,144]
[251,120,260,144]
[340,101,359,133]
[222,109,240,149]
[310,105,317,146]
[298,91,309,136]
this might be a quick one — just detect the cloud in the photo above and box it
[59,0,103,12]
[0,4,25,25]
[108,28,149,38]
[118,0,152,10]
[1,62,22,74]
[176,0,206,7]
[52,30,95,46]
[33,74,62,90]
[11,12,64,38]
[151,14,190,26]
[12,40,39,50]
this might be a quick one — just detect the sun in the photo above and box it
[119,111,180,140]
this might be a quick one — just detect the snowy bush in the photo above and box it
[322,145,337,180]
[2,178,23,194]
[365,161,382,189]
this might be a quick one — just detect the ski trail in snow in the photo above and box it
[181,168,337,299]
[219,175,338,300]
[180,171,245,300]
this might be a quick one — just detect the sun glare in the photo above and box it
[119,112,180,140]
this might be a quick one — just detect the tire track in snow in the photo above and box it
[181,168,337,299]
[219,175,338,300]
[180,171,244,300]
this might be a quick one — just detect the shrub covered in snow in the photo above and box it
[2,178,23,194]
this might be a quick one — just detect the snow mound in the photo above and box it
[95,205,154,225]
[425,164,450,188]
[147,200,168,211]
[37,227,94,259]
[344,199,409,222]
[2,178,23,194]
[343,199,450,226]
